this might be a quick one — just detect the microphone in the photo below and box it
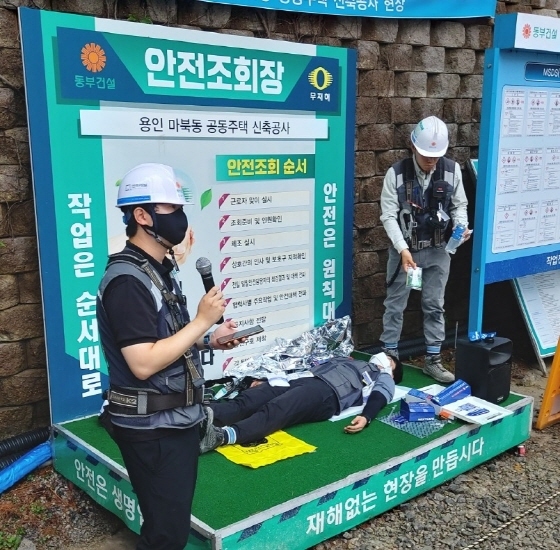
[195,257,223,324]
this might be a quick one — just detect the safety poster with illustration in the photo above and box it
[19,8,355,423]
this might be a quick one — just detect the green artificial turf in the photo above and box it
[62,364,523,530]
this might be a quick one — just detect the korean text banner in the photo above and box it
[19,8,355,424]
[198,0,496,19]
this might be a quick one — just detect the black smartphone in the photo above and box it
[216,325,264,345]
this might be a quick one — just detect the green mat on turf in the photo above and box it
[62,364,522,530]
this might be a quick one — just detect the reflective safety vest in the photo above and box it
[311,357,395,414]
[97,246,204,430]
[394,157,455,249]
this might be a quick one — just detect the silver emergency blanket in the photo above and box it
[223,316,354,382]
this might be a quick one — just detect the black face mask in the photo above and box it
[152,208,189,247]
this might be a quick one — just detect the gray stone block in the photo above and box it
[397,20,431,46]
[362,18,398,43]
[377,98,392,124]
[0,341,26,376]
[0,274,18,311]
[447,123,458,147]
[0,237,38,274]
[443,99,473,123]
[147,0,177,24]
[0,47,24,89]
[352,301,382,327]
[0,199,34,237]
[18,270,42,304]
[446,147,472,166]
[376,149,409,174]
[324,17,361,39]
[411,98,444,122]
[464,24,493,50]
[445,50,476,74]
[412,46,445,73]
[0,8,19,48]
[427,73,461,98]
[0,406,32,441]
[355,151,376,177]
[218,29,254,37]
[357,40,380,70]
[26,337,47,369]
[380,44,413,71]
[356,176,384,202]
[459,75,483,98]
[458,123,480,146]
[358,70,395,97]
[0,366,47,404]
[472,99,482,121]
[474,51,485,74]
[394,124,416,148]
[533,8,558,16]
[0,0,51,8]
[4,127,30,164]
[357,124,394,151]
[51,0,104,15]
[354,203,380,229]
[391,98,412,124]
[0,165,30,203]
[395,72,427,98]
[431,22,466,48]
[180,1,231,28]
[356,96,379,125]
[0,87,17,130]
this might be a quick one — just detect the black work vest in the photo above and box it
[311,357,395,414]
[97,246,203,429]
[394,157,455,244]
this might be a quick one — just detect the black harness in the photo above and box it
[104,252,205,416]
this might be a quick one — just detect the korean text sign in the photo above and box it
[19,8,355,423]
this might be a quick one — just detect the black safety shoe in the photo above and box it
[199,406,224,454]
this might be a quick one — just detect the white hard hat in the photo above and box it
[116,163,187,207]
[410,116,449,157]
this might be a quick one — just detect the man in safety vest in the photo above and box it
[379,116,470,383]
[97,163,242,550]
[198,352,403,452]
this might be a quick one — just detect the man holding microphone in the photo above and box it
[97,163,241,550]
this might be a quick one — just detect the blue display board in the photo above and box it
[19,8,356,424]
[470,14,560,334]
[199,0,495,19]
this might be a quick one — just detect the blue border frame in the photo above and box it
[338,47,356,319]
[20,9,66,424]
[469,15,560,334]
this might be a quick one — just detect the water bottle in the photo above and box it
[445,223,466,254]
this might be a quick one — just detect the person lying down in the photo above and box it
[199,353,403,453]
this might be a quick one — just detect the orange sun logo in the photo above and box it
[522,24,531,39]
[81,43,106,73]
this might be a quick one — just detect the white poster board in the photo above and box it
[513,270,560,357]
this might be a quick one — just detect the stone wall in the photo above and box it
[0,0,558,437]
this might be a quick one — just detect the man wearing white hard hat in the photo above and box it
[379,116,470,384]
[97,163,242,549]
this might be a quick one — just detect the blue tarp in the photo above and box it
[0,442,52,495]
